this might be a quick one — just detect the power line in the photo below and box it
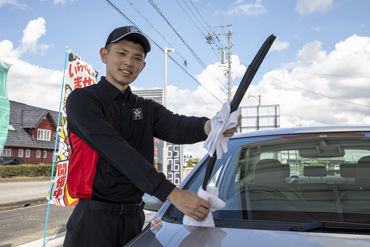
[104,0,224,103]
[168,54,224,103]
[263,65,370,79]
[147,0,227,91]
[176,0,206,37]
[105,0,137,26]
[123,0,225,95]
[176,0,220,59]
[125,0,188,67]
[181,0,209,36]
[187,0,225,47]
[188,0,214,34]
[262,71,370,108]
[186,0,225,48]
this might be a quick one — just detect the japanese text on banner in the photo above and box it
[49,51,98,206]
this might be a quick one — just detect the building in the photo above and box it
[132,88,163,104]
[1,100,58,164]
[240,104,280,132]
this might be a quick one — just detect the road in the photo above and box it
[0,202,157,247]
[0,179,50,204]
[0,203,73,246]
[0,179,157,246]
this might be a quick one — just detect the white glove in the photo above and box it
[203,101,241,159]
[183,185,225,227]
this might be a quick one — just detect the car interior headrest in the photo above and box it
[254,159,290,186]
[340,163,356,178]
[356,156,370,181]
[303,166,326,177]
[358,156,370,165]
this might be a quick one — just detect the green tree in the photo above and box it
[185,158,200,168]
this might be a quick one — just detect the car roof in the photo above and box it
[232,125,370,140]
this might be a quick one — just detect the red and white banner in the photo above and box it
[49,51,98,206]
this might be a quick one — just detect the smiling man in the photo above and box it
[101,33,147,92]
[63,26,239,247]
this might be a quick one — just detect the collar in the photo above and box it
[97,76,132,101]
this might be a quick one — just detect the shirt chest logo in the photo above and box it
[132,108,143,120]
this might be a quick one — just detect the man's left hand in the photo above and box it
[222,114,241,137]
[204,114,241,137]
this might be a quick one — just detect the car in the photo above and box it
[0,156,26,165]
[126,126,370,246]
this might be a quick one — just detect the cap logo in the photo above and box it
[129,26,140,33]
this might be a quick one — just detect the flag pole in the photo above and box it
[43,46,69,247]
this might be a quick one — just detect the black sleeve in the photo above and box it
[66,89,175,201]
[152,102,209,144]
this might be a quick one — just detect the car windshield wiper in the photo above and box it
[201,34,276,190]
[290,221,370,233]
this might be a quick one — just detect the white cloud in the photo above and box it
[6,60,63,110]
[270,37,290,52]
[295,0,333,15]
[53,0,78,4]
[18,17,49,55]
[165,35,370,158]
[2,19,370,161]
[243,34,370,128]
[53,0,65,4]
[0,0,26,9]
[0,40,19,61]
[297,40,327,63]
[0,18,61,111]
[165,55,247,158]
[227,0,266,16]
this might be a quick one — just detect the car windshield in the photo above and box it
[164,131,370,229]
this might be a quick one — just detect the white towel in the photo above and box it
[183,185,225,227]
[203,101,241,159]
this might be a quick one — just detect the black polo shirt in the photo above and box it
[66,77,208,203]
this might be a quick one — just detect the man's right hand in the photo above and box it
[167,187,210,222]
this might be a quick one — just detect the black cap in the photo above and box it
[105,26,151,53]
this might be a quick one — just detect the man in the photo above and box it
[63,26,240,247]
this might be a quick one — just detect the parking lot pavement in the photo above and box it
[0,178,158,246]
[18,232,65,247]
[18,210,157,247]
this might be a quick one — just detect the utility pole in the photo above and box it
[206,24,233,101]
[248,94,261,130]
[226,26,232,101]
[163,47,174,177]
[164,47,175,107]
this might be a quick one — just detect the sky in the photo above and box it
[0,0,370,158]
